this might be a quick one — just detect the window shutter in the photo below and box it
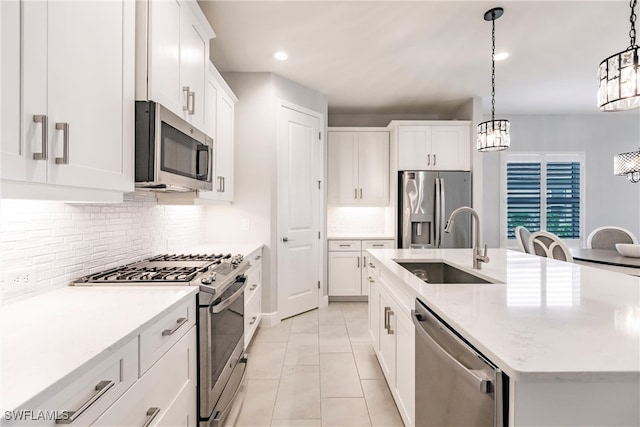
[546,162,581,239]
[506,162,541,239]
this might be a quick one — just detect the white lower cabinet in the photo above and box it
[328,239,394,297]
[93,326,197,426]
[368,262,415,427]
[244,248,263,347]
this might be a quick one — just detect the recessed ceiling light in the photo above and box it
[494,52,509,61]
[274,51,288,61]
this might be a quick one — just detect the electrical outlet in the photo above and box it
[3,268,36,292]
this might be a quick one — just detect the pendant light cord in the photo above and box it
[491,11,496,122]
[630,0,638,48]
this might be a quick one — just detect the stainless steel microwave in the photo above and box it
[135,101,213,192]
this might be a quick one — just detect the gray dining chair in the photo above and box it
[586,226,638,250]
[527,231,573,263]
[515,226,532,253]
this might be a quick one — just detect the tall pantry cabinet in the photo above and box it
[1,0,135,201]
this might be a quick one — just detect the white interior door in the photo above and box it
[277,103,322,320]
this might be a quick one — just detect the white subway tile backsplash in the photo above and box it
[0,192,206,302]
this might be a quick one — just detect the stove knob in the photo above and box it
[200,277,213,285]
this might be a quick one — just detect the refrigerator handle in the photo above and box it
[434,178,441,247]
[440,178,446,247]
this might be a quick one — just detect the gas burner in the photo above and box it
[147,253,230,262]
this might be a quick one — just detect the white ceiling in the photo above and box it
[199,1,631,116]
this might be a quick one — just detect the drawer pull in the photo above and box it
[162,317,187,336]
[368,263,376,268]
[255,255,262,260]
[55,380,115,424]
[249,316,257,325]
[250,284,258,291]
[142,407,161,427]
[372,244,385,247]
[339,244,351,247]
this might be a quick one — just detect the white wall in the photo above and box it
[205,72,328,315]
[481,114,640,247]
[0,192,206,301]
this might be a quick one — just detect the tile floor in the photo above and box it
[223,302,404,427]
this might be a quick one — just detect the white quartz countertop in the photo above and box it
[366,248,640,381]
[184,242,263,258]
[0,286,197,412]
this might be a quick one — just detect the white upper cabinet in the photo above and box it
[1,0,135,201]
[327,129,389,206]
[137,0,214,132]
[393,121,470,171]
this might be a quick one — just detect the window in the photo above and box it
[502,153,584,245]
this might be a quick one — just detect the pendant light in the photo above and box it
[477,7,510,152]
[614,148,640,182]
[598,0,640,111]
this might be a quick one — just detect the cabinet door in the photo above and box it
[395,311,415,426]
[327,132,358,205]
[215,90,235,201]
[397,127,431,171]
[179,5,207,130]
[1,0,42,183]
[328,251,362,296]
[357,132,389,205]
[367,268,380,351]
[46,0,133,192]
[377,286,396,386]
[431,125,470,171]
[148,0,182,115]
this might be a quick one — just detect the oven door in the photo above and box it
[198,276,247,424]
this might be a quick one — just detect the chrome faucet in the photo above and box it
[444,206,490,269]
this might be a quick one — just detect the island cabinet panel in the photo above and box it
[395,309,415,427]
[327,129,390,206]
[1,0,135,202]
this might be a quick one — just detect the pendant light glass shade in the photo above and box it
[477,7,510,152]
[598,0,640,111]
[477,119,510,151]
[614,148,640,182]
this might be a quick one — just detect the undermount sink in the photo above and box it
[397,262,494,284]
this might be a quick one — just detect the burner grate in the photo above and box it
[147,253,231,262]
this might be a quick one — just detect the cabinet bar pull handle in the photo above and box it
[182,86,190,111]
[368,262,375,268]
[384,306,390,330]
[354,188,358,199]
[162,317,187,336]
[372,244,384,247]
[55,122,69,165]
[222,176,225,192]
[142,407,161,427]
[33,115,48,160]
[55,380,115,423]
[363,256,367,266]
[359,188,363,199]
[387,310,394,334]
[255,255,262,260]
[427,154,431,166]
[189,91,196,114]
[250,284,258,291]
[368,277,374,284]
[249,316,257,325]
[357,256,360,268]
[434,154,437,166]
[339,244,351,247]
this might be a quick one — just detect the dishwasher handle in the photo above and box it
[412,309,494,394]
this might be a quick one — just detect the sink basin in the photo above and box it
[397,262,493,284]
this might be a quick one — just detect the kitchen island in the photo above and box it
[365,248,640,427]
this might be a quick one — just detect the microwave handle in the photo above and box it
[196,144,211,181]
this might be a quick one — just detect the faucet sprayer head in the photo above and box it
[444,219,453,233]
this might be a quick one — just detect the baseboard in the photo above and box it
[260,311,280,327]
[328,296,368,302]
[320,295,329,308]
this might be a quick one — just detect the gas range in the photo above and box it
[74,253,247,296]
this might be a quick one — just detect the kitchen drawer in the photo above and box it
[328,240,362,251]
[154,379,197,427]
[5,339,138,427]
[244,266,261,303]
[93,327,197,427]
[246,248,263,266]
[139,296,196,375]
[362,240,394,250]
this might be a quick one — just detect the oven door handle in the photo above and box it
[210,277,247,314]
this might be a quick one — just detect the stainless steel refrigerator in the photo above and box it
[398,171,472,249]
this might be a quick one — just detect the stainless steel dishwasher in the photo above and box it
[412,299,505,427]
